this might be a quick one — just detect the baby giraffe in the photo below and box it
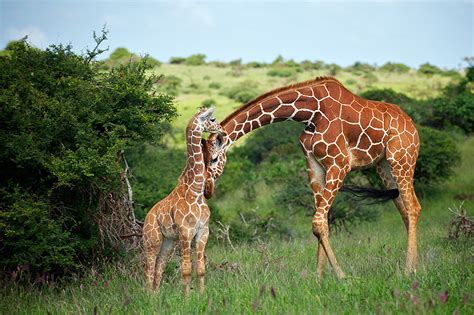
[143,107,225,294]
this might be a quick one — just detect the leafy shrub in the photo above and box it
[466,66,474,82]
[185,53,206,66]
[156,74,182,96]
[428,89,474,133]
[229,58,242,66]
[346,62,376,73]
[209,82,221,89]
[126,144,184,218]
[271,55,285,65]
[246,61,265,68]
[201,98,217,108]
[221,80,259,103]
[169,56,186,64]
[102,47,160,69]
[380,62,411,73]
[267,67,297,77]
[415,126,460,185]
[0,37,176,275]
[417,63,442,76]
[326,63,342,76]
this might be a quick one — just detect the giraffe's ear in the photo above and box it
[198,107,215,121]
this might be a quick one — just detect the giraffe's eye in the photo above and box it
[210,117,216,122]
[211,157,218,163]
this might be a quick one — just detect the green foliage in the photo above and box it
[156,74,182,96]
[380,62,411,73]
[201,98,217,108]
[0,38,176,275]
[126,144,184,218]
[415,126,460,185]
[103,47,160,69]
[417,63,442,76]
[347,62,376,73]
[246,61,265,68]
[326,63,342,76]
[267,67,297,78]
[221,80,259,103]
[421,71,474,133]
[466,66,474,82]
[109,47,131,60]
[271,55,284,65]
[185,54,206,66]
[208,82,221,89]
[229,58,242,67]
[169,56,186,64]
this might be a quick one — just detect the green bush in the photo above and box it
[0,38,176,275]
[417,63,442,76]
[102,47,160,69]
[229,58,242,67]
[209,82,221,89]
[415,126,460,185]
[156,74,182,96]
[185,54,206,66]
[169,56,186,64]
[126,144,184,218]
[267,67,297,78]
[346,62,376,73]
[201,98,217,108]
[221,80,259,103]
[380,62,411,73]
[246,61,265,68]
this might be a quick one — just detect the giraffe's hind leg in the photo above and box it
[304,150,327,279]
[385,140,421,274]
[153,239,174,290]
[143,219,163,291]
[375,159,409,228]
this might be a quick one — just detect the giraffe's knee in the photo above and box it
[312,219,328,239]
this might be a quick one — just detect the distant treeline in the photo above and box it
[103,47,465,78]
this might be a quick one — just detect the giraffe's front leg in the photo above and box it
[179,229,193,295]
[195,224,209,293]
[313,163,349,280]
[143,218,163,291]
[153,239,174,290]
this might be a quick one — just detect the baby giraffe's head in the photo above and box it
[194,107,225,135]
[202,132,228,199]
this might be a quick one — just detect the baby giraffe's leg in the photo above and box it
[153,239,174,290]
[195,225,209,293]
[143,226,163,291]
[179,227,194,295]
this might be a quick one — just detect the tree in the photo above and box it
[0,36,176,275]
[185,54,206,66]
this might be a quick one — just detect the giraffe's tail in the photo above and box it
[340,185,399,203]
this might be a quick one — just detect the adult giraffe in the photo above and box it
[203,77,421,279]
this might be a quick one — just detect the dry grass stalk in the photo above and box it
[448,202,473,239]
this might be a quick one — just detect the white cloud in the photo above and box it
[5,26,48,48]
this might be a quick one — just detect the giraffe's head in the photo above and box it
[193,107,226,135]
[202,132,229,199]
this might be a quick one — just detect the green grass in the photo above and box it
[2,138,473,314]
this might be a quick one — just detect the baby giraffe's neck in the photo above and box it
[180,119,206,194]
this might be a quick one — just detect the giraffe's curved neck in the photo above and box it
[181,120,205,193]
[221,84,328,147]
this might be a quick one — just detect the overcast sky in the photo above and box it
[1,0,472,69]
